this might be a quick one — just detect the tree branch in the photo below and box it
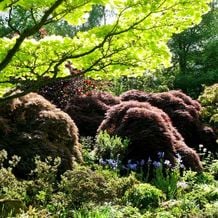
[60,2,168,61]
[7,6,20,34]
[0,0,64,73]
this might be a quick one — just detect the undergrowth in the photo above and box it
[0,135,217,217]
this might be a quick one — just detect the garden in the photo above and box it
[0,0,217,217]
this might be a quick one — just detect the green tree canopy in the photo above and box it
[0,0,211,99]
[168,2,218,96]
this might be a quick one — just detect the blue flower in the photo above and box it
[180,163,185,169]
[127,163,138,171]
[153,161,161,168]
[99,158,107,165]
[128,159,132,164]
[140,159,145,166]
[106,159,118,169]
[158,152,165,159]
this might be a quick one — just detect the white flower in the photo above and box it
[199,144,204,148]
[177,181,189,189]
[164,160,172,167]
[147,157,152,163]
[203,148,207,153]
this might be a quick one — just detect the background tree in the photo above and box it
[167,1,218,97]
[0,0,211,100]
[0,4,106,39]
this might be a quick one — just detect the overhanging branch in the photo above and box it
[0,0,65,73]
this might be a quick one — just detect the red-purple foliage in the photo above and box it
[98,101,203,172]
[169,90,201,112]
[64,91,120,136]
[120,90,217,153]
[39,76,98,109]
[39,77,119,136]
[0,93,82,179]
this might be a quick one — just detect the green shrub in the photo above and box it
[153,183,218,218]
[98,171,140,201]
[209,159,218,179]
[109,72,174,96]
[155,198,200,218]
[52,166,140,211]
[183,171,214,186]
[180,183,218,217]
[0,150,27,201]
[80,136,96,166]
[54,166,117,209]
[0,151,63,216]
[73,206,112,218]
[123,183,164,209]
[95,131,129,160]
[203,201,218,217]
[15,206,51,217]
[187,184,218,203]
[73,204,142,218]
[198,83,218,130]
[23,156,61,207]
